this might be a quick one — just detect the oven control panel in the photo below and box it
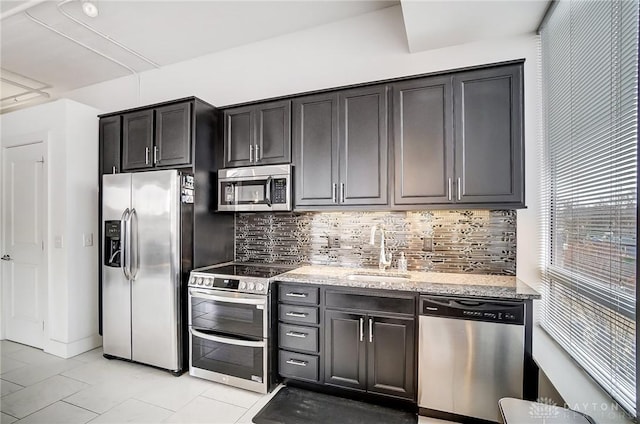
[188,274,268,295]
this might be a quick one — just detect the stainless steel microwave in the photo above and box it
[218,165,292,212]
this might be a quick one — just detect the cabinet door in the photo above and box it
[224,106,253,168]
[324,310,366,390]
[155,102,191,167]
[392,76,454,205]
[122,110,153,171]
[255,100,291,165]
[99,116,121,174]
[339,85,388,206]
[293,93,339,207]
[453,64,524,205]
[366,315,415,400]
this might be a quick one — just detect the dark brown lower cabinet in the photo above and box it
[324,309,415,399]
[367,314,415,399]
[324,310,367,390]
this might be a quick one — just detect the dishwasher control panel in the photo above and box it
[420,296,524,325]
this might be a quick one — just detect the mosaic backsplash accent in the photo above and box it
[235,210,516,275]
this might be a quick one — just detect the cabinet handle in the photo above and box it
[286,312,308,318]
[285,331,308,338]
[457,177,462,201]
[359,317,364,342]
[255,144,260,162]
[285,292,308,298]
[447,178,452,201]
[340,183,345,203]
[369,318,373,343]
[286,359,308,367]
[249,145,254,163]
[153,146,158,164]
[145,147,149,165]
[112,166,117,174]
[332,184,337,203]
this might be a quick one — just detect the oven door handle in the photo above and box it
[190,328,265,348]
[188,288,266,306]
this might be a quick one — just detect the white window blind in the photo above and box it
[540,0,638,416]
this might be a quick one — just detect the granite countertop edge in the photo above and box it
[273,265,541,300]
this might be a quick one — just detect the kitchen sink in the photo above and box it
[345,274,410,283]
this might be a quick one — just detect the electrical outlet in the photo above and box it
[83,233,94,247]
[422,237,433,252]
[329,236,341,248]
[54,235,64,249]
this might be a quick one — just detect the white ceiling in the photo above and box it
[401,0,548,53]
[0,0,549,113]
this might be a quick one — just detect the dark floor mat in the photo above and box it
[252,386,417,424]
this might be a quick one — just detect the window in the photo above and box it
[540,0,638,416]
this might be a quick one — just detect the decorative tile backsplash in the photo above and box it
[235,210,516,275]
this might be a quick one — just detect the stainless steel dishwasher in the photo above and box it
[418,296,525,423]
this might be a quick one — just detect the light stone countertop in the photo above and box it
[275,265,541,300]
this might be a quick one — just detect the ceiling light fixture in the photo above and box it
[81,0,98,18]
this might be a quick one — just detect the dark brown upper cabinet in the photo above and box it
[122,109,154,171]
[392,76,454,205]
[339,86,388,206]
[453,64,524,206]
[121,101,193,172]
[293,93,339,207]
[99,115,121,175]
[223,100,291,168]
[293,85,388,208]
[392,62,524,208]
[155,102,191,167]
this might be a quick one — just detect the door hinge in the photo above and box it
[42,240,44,250]
[37,156,44,164]
[42,321,45,331]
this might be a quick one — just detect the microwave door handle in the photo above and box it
[190,328,265,348]
[265,177,272,207]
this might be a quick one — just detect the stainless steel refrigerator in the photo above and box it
[101,169,211,372]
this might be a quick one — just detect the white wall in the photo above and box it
[0,99,102,357]
[63,5,541,291]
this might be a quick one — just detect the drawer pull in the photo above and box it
[286,359,308,367]
[285,331,308,338]
[285,312,308,318]
[285,292,308,298]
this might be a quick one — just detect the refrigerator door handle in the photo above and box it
[129,208,139,280]
[120,208,131,280]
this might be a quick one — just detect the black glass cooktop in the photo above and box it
[197,263,294,279]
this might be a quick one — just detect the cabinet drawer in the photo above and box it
[279,304,319,325]
[278,285,319,305]
[279,350,319,382]
[279,323,319,353]
[325,291,415,315]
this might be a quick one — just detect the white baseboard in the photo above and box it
[45,334,102,359]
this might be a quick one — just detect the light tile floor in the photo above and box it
[0,340,456,424]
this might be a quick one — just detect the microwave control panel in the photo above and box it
[272,178,287,204]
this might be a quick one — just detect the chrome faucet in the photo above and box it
[370,225,392,270]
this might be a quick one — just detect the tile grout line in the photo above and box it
[129,396,182,414]
[61,399,101,416]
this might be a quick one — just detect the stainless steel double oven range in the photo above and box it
[187,263,292,393]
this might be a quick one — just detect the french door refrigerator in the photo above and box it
[102,170,191,373]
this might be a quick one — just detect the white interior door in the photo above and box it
[2,142,46,348]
